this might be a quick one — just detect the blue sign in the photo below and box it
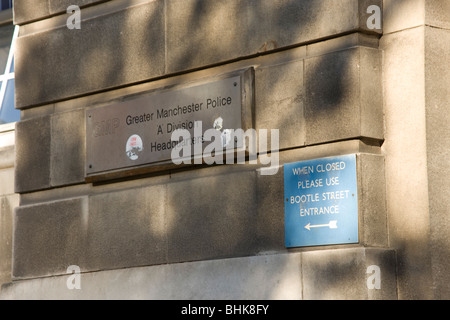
[284,154,358,247]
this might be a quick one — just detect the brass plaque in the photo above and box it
[85,68,254,181]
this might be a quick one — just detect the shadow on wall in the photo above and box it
[9,0,422,300]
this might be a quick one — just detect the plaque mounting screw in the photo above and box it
[233,82,237,87]
[89,164,92,169]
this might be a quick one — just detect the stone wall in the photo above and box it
[0,124,18,292]
[1,0,448,300]
[381,0,450,299]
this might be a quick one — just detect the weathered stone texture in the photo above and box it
[381,26,432,299]
[13,198,88,279]
[15,0,382,109]
[13,0,108,25]
[15,116,51,192]
[425,26,450,299]
[302,248,397,300]
[304,47,383,144]
[0,195,18,290]
[15,0,165,108]
[3,248,397,300]
[15,109,86,193]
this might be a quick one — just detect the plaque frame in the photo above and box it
[85,68,255,182]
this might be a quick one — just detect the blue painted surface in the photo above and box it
[284,154,358,247]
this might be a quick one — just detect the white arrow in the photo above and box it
[305,220,338,231]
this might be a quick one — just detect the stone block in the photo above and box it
[255,59,305,152]
[48,0,108,15]
[15,0,165,109]
[280,139,382,165]
[383,0,449,33]
[166,168,258,263]
[12,197,88,279]
[359,47,383,139]
[302,248,397,299]
[306,33,379,57]
[383,0,425,34]
[425,26,450,299]
[14,116,51,193]
[3,249,397,300]
[305,48,360,143]
[357,154,388,247]
[85,185,167,271]
[1,252,303,300]
[50,109,85,187]
[0,145,14,170]
[255,167,286,252]
[425,0,450,29]
[380,27,432,299]
[163,252,302,300]
[13,0,50,25]
[0,148,14,170]
[0,168,14,196]
[0,195,18,290]
[304,47,383,145]
[166,0,380,73]
[15,109,86,192]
